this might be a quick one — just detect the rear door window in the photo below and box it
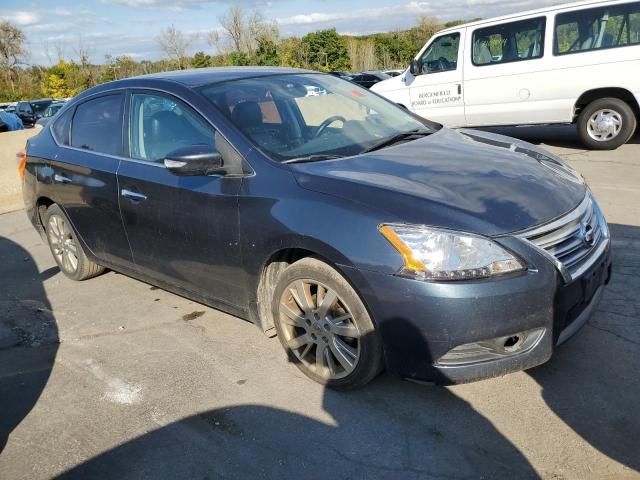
[472,17,546,66]
[555,2,640,54]
[71,94,124,156]
[52,108,74,145]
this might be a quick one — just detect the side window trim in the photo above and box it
[553,2,640,56]
[471,16,547,67]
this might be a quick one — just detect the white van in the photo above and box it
[371,0,640,150]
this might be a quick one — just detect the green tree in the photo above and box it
[228,51,250,66]
[301,29,350,71]
[192,51,212,68]
[253,37,279,65]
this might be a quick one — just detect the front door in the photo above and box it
[408,31,466,127]
[117,90,244,310]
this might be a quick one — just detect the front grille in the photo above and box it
[519,194,609,283]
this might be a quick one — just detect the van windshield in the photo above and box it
[198,73,437,162]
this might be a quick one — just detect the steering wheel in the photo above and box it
[437,57,450,71]
[314,115,347,138]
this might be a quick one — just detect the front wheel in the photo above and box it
[272,257,383,389]
[577,97,637,150]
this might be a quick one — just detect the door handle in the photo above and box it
[457,84,462,95]
[53,173,72,184]
[121,189,147,202]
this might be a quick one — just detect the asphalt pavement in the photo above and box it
[0,125,639,479]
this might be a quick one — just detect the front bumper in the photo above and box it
[342,236,612,385]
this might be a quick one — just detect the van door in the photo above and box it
[464,16,549,126]
[407,30,466,126]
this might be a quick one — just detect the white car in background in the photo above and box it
[372,0,640,150]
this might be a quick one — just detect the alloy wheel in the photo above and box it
[278,279,360,380]
[47,214,79,273]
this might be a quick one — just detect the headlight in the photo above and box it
[379,224,525,281]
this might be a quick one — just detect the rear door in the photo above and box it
[408,30,466,126]
[117,90,244,309]
[49,93,133,268]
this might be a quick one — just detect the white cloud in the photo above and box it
[278,0,564,32]
[0,11,41,26]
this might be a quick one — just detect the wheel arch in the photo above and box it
[573,87,640,122]
[34,196,55,235]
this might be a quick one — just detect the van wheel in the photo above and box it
[272,257,383,390]
[43,205,105,281]
[577,98,637,150]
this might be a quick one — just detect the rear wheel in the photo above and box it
[43,205,105,281]
[577,97,637,150]
[272,257,383,389]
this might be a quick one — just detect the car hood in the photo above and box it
[291,128,587,236]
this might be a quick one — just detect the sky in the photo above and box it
[1,0,565,65]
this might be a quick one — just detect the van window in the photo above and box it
[555,2,640,55]
[418,33,460,74]
[472,17,546,66]
[71,94,124,155]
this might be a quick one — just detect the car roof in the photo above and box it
[137,66,317,87]
[438,0,630,33]
[69,67,323,105]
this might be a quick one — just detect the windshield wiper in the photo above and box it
[361,129,433,154]
[282,154,343,164]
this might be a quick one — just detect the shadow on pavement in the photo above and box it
[4,222,639,478]
[476,125,640,149]
[58,319,539,479]
[0,236,59,452]
[528,223,640,472]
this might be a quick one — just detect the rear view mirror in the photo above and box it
[409,59,419,76]
[164,145,224,176]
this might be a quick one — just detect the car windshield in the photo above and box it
[33,101,53,115]
[44,104,63,117]
[198,73,435,161]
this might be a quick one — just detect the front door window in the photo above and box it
[419,33,461,74]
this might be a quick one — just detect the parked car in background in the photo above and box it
[21,67,611,389]
[15,99,54,127]
[328,71,353,80]
[350,71,392,89]
[0,110,24,132]
[35,101,66,127]
[383,69,405,77]
[372,0,640,150]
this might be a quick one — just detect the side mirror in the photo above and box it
[164,145,224,176]
[409,59,420,76]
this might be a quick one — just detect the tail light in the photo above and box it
[17,146,26,177]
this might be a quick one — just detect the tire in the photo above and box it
[577,97,637,150]
[272,257,383,390]
[43,204,105,281]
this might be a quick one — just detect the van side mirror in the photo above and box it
[409,59,420,76]
[164,145,225,176]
